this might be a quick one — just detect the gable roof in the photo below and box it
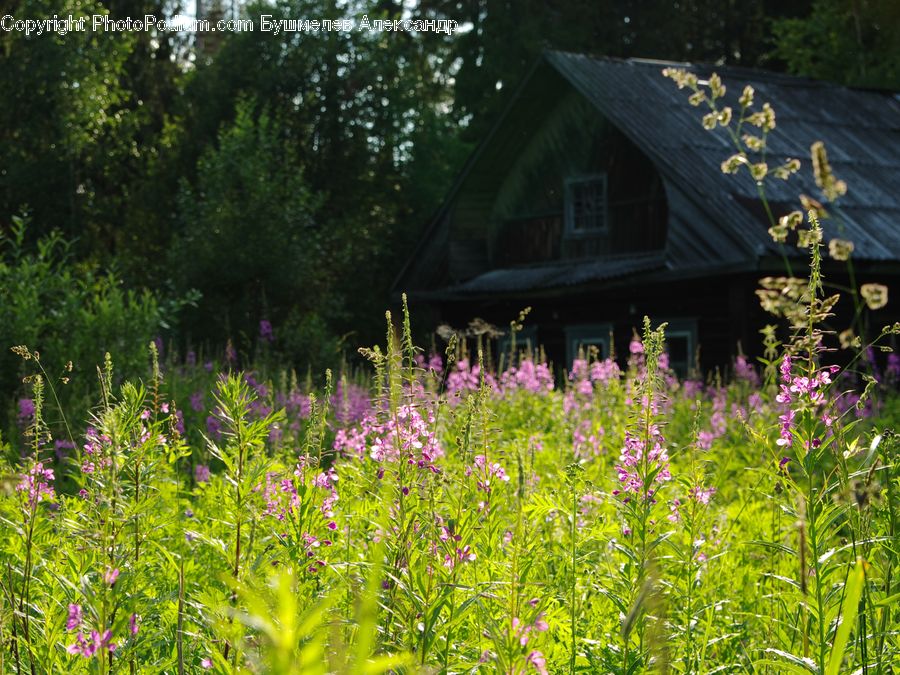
[395,51,900,298]
[546,51,900,262]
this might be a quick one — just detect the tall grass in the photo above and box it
[1,71,898,673]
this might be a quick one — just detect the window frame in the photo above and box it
[564,174,609,237]
[565,323,613,368]
[497,326,539,365]
[658,318,698,378]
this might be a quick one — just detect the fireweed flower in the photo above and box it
[362,404,444,472]
[55,438,76,461]
[668,498,681,523]
[67,630,116,657]
[443,544,476,570]
[499,358,554,395]
[259,319,274,343]
[591,357,622,383]
[103,567,120,586]
[572,419,605,461]
[16,461,55,511]
[66,604,83,631]
[174,408,185,435]
[697,387,728,450]
[261,472,298,521]
[775,353,840,448]
[427,352,443,374]
[129,613,140,635]
[506,615,551,673]
[190,391,205,412]
[260,460,338,571]
[777,408,796,447]
[734,354,760,387]
[17,398,35,428]
[205,414,222,439]
[887,353,900,383]
[194,464,211,483]
[613,427,672,499]
[526,650,549,675]
[564,359,594,414]
[690,486,716,505]
[466,454,510,493]
[446,358,497,401]
[78,426,114,478]
[331,381,371,426]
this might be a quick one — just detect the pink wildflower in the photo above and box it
[690,486,716,505]
[668,498,681,523]
[194,464,211,483]
[66,604,82,631]
[103,568,119,587]
[16,461,56,511]
[527,650,549,674]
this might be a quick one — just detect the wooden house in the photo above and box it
[393,51,900,374]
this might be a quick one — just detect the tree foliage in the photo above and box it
[1,0,898,375]
[772,0,900,89]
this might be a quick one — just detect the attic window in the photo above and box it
[565,175,608,235]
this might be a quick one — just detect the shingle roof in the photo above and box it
[544,51,900,265]
[443,251,665,296]
[394,53,900,299]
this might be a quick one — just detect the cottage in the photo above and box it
[393,51,900,374]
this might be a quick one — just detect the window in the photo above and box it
[660,319,697,378]
[497,326,538,366]
[565,324,613,368]
[565,175,608,235]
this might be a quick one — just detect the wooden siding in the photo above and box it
[451,81,667,270]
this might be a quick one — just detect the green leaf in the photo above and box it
[825,558,866,675]
[761,648,819,672]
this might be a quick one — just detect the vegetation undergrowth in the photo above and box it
[0,70,898,674]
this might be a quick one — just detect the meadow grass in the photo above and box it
[1,71,898,674]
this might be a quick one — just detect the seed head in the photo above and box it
[742,134,765,152]
[708,72,725,99]
[797,228,823,249]
[773,158,801,180]
[799,194,829,219]
[780,211,803,231]
[748,102,776,131]
[861,283,888,310]
[750,162,768,181]
[828,238,854,261]
[721,153,745,174]
[768,223,788,243]
[718,107,732,126]
[811,141,847,201]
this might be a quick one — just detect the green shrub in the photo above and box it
[0,218,170,435]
